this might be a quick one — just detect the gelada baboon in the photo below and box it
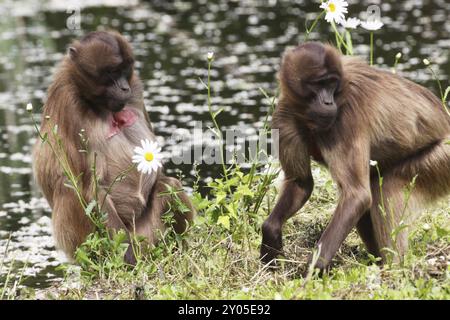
[261,42,450,271]
[33,31,195,264]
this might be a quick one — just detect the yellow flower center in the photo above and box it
[328,3,336,12]
[144,152,154,162]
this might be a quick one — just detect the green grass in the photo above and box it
[8,163,446,300]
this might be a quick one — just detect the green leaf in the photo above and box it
[204,203,219,217]
[236,185,254,197]
[85,200,97,216]
[41,132,48,142]
[391,224,409,239]
[76,249,94,266]
[225,204,237,218]
[381,247,397,256]
[192,193,211,211]
[113,230,127,249]
[436,225,449,238]
[195,215,206,225]
[217,215,230,230]
[215,191,227,204]
[63,182,76,190]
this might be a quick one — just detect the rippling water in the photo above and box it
[0,0,449,289]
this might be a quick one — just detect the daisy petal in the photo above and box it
[132,139,163,175]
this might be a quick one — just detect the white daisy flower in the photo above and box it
[396,52,402,59]
[320,0,348,24]
[361,20,384,31]
[207,51,214,61]
[26,102,33,112]
[340,17,361,29]
[423,58,430,66]
[132,139,163,175]
[369,160,378,167]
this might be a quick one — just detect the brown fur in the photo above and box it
[33,31,195,263]
[261,42,450,271]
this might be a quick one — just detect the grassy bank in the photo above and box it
[2,161,447,300]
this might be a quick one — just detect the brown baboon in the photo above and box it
[261,42,450,271]
[33,31,195,264]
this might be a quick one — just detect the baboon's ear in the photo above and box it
[68,47,78,60]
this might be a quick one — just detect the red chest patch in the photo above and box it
[107,107,137,139]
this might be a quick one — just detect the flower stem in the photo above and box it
[31,112,87,210]
[305,11,325,40]
[100,164,136,211]
[392,54,401,73]
[370,32,374,66]
[334,29,341,52]
[331,21,350,53]
[345,30,353,55]
[375,163,386,217]
[246,87,276,189]
[207,60,229,183]
[426,65,450,116]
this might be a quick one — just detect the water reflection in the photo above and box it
[0,0,449,289]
